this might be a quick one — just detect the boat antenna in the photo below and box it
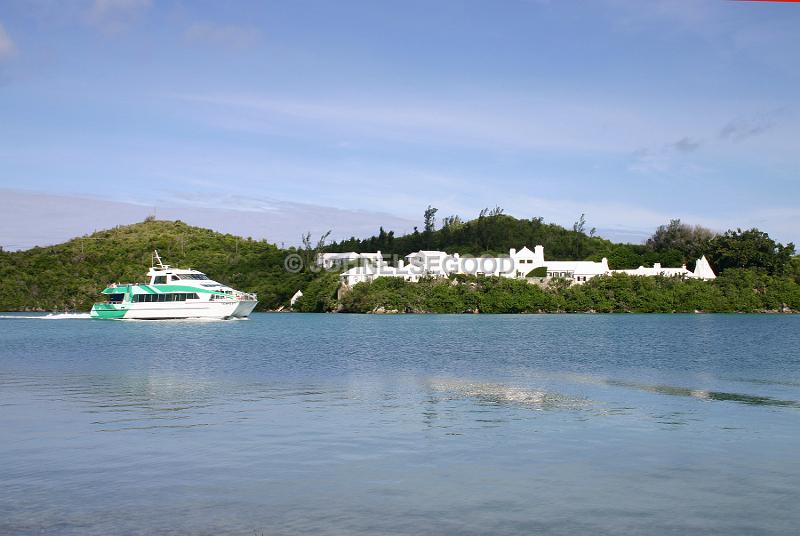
[152,250,165,269]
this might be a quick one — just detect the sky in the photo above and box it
[0,0,798,249]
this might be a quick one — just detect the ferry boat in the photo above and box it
[90,251,258,320]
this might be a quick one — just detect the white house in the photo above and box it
[405,251,453,277]
[340,258,420,286]
[543,258,610,283]
[510,246,545,278]
[317,252,383,269]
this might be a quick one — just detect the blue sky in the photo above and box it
[0,0,798,248]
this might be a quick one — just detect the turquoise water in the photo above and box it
[1,313,799,535]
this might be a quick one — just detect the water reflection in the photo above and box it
[602,379,800,408]
[427,378,588,410]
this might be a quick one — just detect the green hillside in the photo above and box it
[1,215,797,313]
[0,219,310,312]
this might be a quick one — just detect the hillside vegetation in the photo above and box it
[1,215,797,313]
[339,270,800,314]
[0,220,309,311]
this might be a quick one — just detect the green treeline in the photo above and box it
[328,213,615,261]
[0,215,798,313]
[326,212,797,274]
[338,270,800,314]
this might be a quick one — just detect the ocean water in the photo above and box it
[1,313,799,535]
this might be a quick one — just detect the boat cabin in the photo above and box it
[146,267,211,285]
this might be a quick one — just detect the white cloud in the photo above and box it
[0,21,16,60]
[87,0,151,34]
[184,22,261,50]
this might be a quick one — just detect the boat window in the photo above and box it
[179,274,209,280]
[171,274,181,281]
[153,276,167,284]
[133,292,201,303]
[107,293,125,304]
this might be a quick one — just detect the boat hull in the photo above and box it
[90,300,257,320]
[231,300,258,318]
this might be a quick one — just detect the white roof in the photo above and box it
[615,266,690,276]
[693,255,716,279]
[544,259,609,275]
[321,252,360,259]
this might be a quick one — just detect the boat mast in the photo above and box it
[152,250,166,269]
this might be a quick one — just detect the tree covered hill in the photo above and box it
[0,214,797,313]
[0,219,310,311]
[327,209,797,275]
[327,212,612,261]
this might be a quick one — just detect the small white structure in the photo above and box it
[290,290,303,307]
[692,255,717,280]
[612,255,716,281]
[612,262,691,279]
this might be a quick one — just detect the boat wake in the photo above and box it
[0,313,92,320]
[428,378,588,410]
[123,316,246,323]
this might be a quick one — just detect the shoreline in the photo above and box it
[1,308,796,315]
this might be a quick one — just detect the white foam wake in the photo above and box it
[43,312,92,319]
[0,313,91,320]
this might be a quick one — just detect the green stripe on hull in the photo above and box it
[90,303,127,319]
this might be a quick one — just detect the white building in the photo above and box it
[611,255,716,281]
[543,258,610,283]
[340,258,421,286]
[336,246,716,287]
[317,252,383,269]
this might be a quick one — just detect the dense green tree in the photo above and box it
[646,219,716,261]
[789,256,800,284]
[423,205,438,234]
[707,228,795,275]
[293,271,341,312]
[340,271,800,314]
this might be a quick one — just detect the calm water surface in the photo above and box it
[1,313,799,535]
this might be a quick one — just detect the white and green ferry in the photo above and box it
[90,251,258,320]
